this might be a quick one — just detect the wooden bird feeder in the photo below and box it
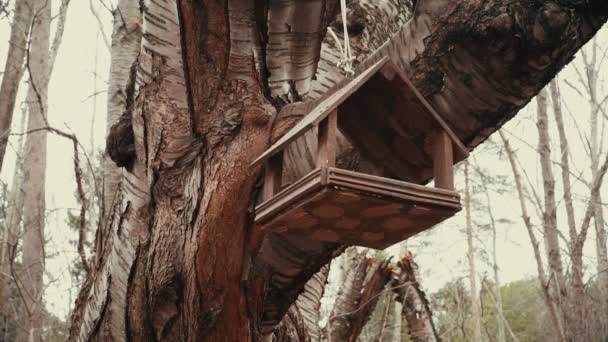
[251,57,469,249]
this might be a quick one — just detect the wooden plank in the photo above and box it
[432,131,454,190]
[255,167,324,223]
[317,110,337,168]
[263,151,284,202]
[255,167,461,249]
[250,57,389,167]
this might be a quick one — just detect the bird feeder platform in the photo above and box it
[251,57,469,249]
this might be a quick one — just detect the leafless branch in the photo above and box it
[12,126,92,274]
[0,0,9,19]
[7,242,32,317]
[576,151,608,247]
[89,0,111,50]
[48,0,71,76]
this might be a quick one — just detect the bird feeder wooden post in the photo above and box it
[432,131,454,191]
[262,151,283,202]
[316,110,337,168]
[251,57,469,250]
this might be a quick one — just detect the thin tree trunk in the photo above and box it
[0,107,26,311]
[500,130,567,342]
[0,0,34,173]
[326,252,369,341]
[475,162,507,342]
[16,0,50,340]
[536,87,577,339]
[101,0,141,223]
[392,244,408,342]
[583,39,608,339]
[0,107,26,265]
[392,255,439,342]
[376,292,392,342]
[549,80,577,247]
[464,161,482,342]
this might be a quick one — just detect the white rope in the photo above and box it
[327,0,355,77]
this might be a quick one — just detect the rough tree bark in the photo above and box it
[324,252,391,342]
[16,0,50,340]
[68,0,607,341]
[0,0,34,173]
[463,161,482,342]
[391,255,439,342]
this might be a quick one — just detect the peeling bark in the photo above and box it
[325,253,391,342]
[101,0,141,224]
[270,265,329,342]
[392,255,439,342]
[69,0,607,341]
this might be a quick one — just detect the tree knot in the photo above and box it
[106,113,136,170]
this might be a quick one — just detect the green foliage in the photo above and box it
[431,278,550,341]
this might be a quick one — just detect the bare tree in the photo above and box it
[0,0,34,173]
[500,129,567,342]
[563,38,608,338]
[66,0,608,340]
[16,0,50,339]
[501,80,608,341]
[464,161,482,342]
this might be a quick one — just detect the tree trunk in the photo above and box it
[16,0,50,340]
[69,0,607,341]
[101,0,141,223]
[583,39,608,340]
[464,161,482,342]
[476,163,507,342]
[375,292,392,342]
[0,108,25,270]
[0,0,35,173]
[392,255,439,342]
[325,252,391,342]
[0,107,26,326]
[549,79,577,250]
[500,130,567,342]
[536,87,574,338]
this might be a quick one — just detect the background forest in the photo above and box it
[0,0,607,341]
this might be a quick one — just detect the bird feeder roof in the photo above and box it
[252,56,468,184]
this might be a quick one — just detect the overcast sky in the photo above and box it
[0,2,607,320]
